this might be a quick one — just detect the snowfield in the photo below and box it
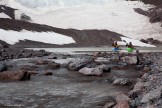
[0,29,75,45]
[0,0,161,47]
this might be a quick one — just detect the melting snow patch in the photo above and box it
[0,29,75,45]
[117,37,155,47]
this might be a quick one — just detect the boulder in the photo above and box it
[121,56,138,65]
[113,78,131,85]
[0,63,7,72]
[79,67,103,76]
[0,70,30,81]
[68,57,94,71]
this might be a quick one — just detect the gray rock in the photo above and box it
[79,67,103,76]
[68,57,94,71]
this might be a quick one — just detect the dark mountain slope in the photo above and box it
[0,18,122,48]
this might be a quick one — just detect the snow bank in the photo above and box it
[0,29,75,45]
[117,37,155,47]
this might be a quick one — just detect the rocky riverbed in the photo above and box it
[0,47,161,108]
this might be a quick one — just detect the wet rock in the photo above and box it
[68,62,87,71]
[68,57,94,71]
[0,70,30,81]
[47,62,60,69]
[79,67,103,76]
[121,56,138,65]
[113,77,131,85]
[0,63,7,72]
[43,72,53,76]
[97,64,111,72]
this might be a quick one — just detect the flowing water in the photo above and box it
[0,55,140,108]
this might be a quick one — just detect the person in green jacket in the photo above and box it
[126,42,134,52]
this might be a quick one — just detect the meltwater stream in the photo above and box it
[30,47,162,54]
